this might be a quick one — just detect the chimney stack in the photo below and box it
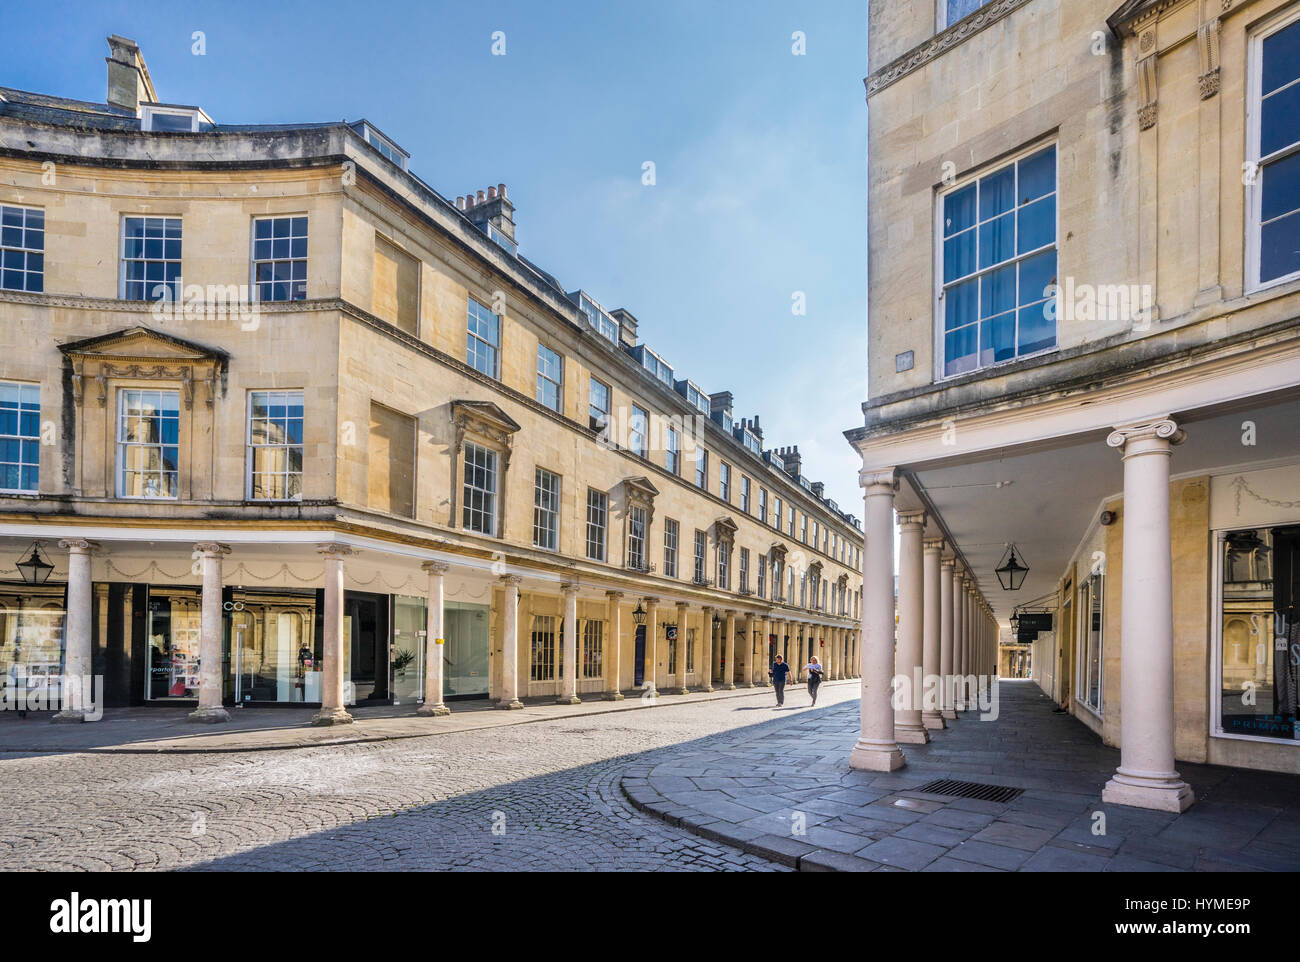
[462,183,516,244]
[811,481,825,499]
[105,35,157,112]
[777,445,802,477]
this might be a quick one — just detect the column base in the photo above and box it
[602,691,625,701]
[555,695,582,705]
[186,706,231,724]
[497,699,524,710]
[310,707,353,726]
[721,683,737,691]
[922,712,946,730]
[417,703,451,717]
[941,709,958,720]
[849,738,906,772]
[699,685,715,693]
[1102,769,1196,813]
[754,680,770,688]
[675,687,690,695]
[895,724,931,744]
[51,709,89,724]
[738,682,753,689]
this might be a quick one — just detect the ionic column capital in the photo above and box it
[561,582,580,596]
[923,537,945,554]
[500,574,523,587]
[193,542,231,557]
[1106,418,1186,452]
[316,543,354,558]
[898,510,927,529]
[422,560,451,576]
[859,468,899,493]
[606,589,625,601]
[59,538,101,554]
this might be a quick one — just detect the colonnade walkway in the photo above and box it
[621,680,1300,872]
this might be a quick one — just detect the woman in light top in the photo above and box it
[804,655,824,706]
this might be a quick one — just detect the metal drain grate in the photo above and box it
[915,778,1024,804]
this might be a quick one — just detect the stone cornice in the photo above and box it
[864,0,1037,97]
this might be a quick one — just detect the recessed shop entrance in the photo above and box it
[346,591,389,704]
[633,625,647,687]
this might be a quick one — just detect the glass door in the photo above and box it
[225,590,317,704]
[444,601,489,698]
[390,595,425,704]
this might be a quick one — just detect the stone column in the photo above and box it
[850,470,905,771]
[312,543,353,726]
[700,606,715,692]
[497,575,524,709]
[895,512,929,744]
[723,611,737,689]
[604,590,625,700]
[952,571,966,710]
[755,617,770,686]
[940,557,956,720]
[417,561,451,716]
[644,596,660,694]
[739,614,754,688]
[675,601,690,694]
[53,539,99,723]
[1101,420,1196,813]
[557,583,581,704]
[922,538,945,730]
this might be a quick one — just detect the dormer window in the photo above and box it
[140,104,209,133]
[683,383,709,416]
[573,291,619,345]
[486,223,518,256]
[352,121,410,171]
[634,345,674,387]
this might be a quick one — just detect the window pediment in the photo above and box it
[59,325,227,409]
[623,476,659,504]
[714,516,739,542]
[451,399,521,447]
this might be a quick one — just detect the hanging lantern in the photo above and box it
[632,602,647,626]
[16,542,54,586]
[995,545,1029,591]
[1009,611,1020,634]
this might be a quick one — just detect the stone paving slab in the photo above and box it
[620,680,1300,873]
[0,680,858,754]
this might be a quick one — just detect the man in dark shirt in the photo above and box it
[769,655,792,707]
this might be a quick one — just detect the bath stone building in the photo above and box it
[849,0,1300,808]
[0,35,863,724]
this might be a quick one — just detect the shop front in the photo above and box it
[0,582,69,708]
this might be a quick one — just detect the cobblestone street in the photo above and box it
[0,684,860,872]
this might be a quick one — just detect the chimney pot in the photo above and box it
[487,186,497,200]
[498,183,507,198]
[477,190,486,204]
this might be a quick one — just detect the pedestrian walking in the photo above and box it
[768,655,792,707]
[804,655,824,706]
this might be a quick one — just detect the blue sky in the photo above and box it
[6,0,867,516]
